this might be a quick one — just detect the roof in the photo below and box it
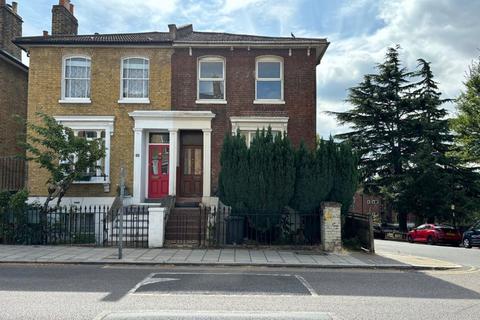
[13,25,329,63]
[0,49,28,72]
[177,31,326,43]
[14,32,172,46]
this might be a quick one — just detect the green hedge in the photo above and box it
[219,128,359,214]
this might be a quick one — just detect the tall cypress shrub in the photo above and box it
[329,142,359,213]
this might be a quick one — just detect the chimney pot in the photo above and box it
[11,1,17,13]
[43,30,48,37]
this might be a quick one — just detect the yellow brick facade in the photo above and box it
[27,46,173,197]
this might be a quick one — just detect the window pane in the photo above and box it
[199,80,224,99]
[194,148,202,175]
[258,61,280,78]
[69,79,88,98]
[126,79,144,98]
[66,58,89,78]
[184,149,191,175]
[200,61,223,79]
[257,80,281,100]
[149,133,170,144]
[143,79,149,98]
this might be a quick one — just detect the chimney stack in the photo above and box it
[168,24,193,40]
[0,0,23,59]
[52,0,78,36]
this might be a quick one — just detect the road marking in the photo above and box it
[128,272,318,296]
[127,273,156,294]
[295,275,318,296]
[94,310,333,320]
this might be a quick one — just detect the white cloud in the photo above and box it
[316,0,480,138]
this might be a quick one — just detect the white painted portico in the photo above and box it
[129,110,215,204]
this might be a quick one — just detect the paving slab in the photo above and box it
[0,244,462,270]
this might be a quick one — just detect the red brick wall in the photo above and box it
[172,47,318,195]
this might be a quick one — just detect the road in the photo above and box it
[0,264,479,320]
[375,239,480,267]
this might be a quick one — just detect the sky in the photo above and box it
[14,0,480,138]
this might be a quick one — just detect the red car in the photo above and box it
[407,224,462,246]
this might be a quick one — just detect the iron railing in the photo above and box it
[0,205,149,248]
[207,207,322,246]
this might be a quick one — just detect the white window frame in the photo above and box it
[54,116,114,185]
[254,56,284,104]
[60,55,92,104]
[230,116,288,147]
[196,56,227,104]
[119,57,150,104]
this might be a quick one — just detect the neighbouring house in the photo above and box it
[0,0,27,191]
[14,0,329,209]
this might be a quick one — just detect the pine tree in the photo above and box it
[330,45,415,231]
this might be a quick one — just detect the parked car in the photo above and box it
[462,220,480,248]
[407,224,462,246]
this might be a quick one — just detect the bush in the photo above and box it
[219,130,359,214]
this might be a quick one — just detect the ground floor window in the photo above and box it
[230,116,289,148]
[239,130,281,147]
[54,116,114,186]
[74,129,107,182]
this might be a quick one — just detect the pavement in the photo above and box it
[0,244,462,269]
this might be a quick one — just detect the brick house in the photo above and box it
[0,1,27,191]
[15,0,328,208]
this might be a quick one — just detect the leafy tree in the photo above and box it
[329,45,415,231]
[451,57,480,163]
[22,113,105,211]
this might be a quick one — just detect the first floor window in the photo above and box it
[256,57,283,101]
[63,57,91,99]
[198,57,225,100]
[122,57,149,99]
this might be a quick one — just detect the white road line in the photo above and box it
[127,272,156,294]
[94,310,333,320]
[295,274,318,296]
[147,272,293,276]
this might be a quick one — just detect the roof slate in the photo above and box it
[15,32,172,46]
[14,30,326,47]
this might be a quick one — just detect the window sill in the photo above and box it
[118,98,150,104]
[59,99,91,104]
[73,179,109,185]
[196,99,227,105]
[253,100,285,105]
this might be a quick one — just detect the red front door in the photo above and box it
[148,144,169,199]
